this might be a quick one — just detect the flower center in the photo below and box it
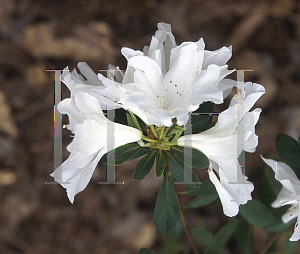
[141,122,185,150]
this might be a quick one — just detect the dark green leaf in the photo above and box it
[184,180,218,208]
[239,200,276,228]
[113,108,128,125]
[191,114,212,134]
[190,228,215,246]
[139,248,158,254]
[204,220,239,254]
[193,101,214,114]
[258,168,277,205]
[276,133,300,174]
[234,220,253,254]
[170,145,209,169]
[170,218,183,239]
[164,150,200,189]
[133,149,156,180]
[131,147,151,160]
[155,149,165,178]
[107,142,142,166]
[284,231,298,253]
[154,176,181,235]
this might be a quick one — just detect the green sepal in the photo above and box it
[204,220,239,254]
[155,149,165,178]
[170,145,209,169]
[154,175,181,235]
[164,150,200,189]
[107,142,142,166]
[183,180,218,208]
[133,149,156,180]
[190,228,215,246]
[239,199,276,228]
[126,112,134,127]
[276,133,300,174]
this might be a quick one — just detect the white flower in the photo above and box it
[178,82,265,216]
[61,62,126,111]
[261,157,300,241]
[104,22,235,127]
[51,91,142,203]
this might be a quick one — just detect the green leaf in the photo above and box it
[154,176,181,235]
[191,114,212,134]
[113,108,128,125]
[107,142,142,166]
[155,149,165,178]
[234,220,253,254]
[164,150,200,189]
[133,149,156,180]
[204,220,239,254]
[276,133,300,174]
[191,102,215,133]
[190,228,215,246]
[170,218,182,239]
[184,190,218,209]
[139,248,158,254]
[193,101,214,114]
[170,145,209,169]
[284,231,298,253]
[131,147,151,160]
[258,167,277,205]
[239,200,276,228]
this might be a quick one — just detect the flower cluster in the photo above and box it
[52,22,265,218]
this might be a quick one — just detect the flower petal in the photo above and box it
[261,156,300,195]
[208,168,239,217]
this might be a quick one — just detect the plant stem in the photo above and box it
[177,192,199,254]
[258,231,284,254]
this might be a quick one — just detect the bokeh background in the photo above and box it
[0,0,300,253]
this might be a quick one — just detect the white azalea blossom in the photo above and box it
[178,82,265,217]
[61,63,126,111]
[51,91,142,203]
[116,22,235,127]
[93,22,235,127]
[261,157,300,241]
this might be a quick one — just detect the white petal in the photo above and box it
[209,168,239,217]
[202,46,232,69]
[261,156,300,195]
[192,64,223,105]
[271,187,295,208]
[77,62,103,86]
[121,47,143,60]
[282,205,299,223]
[65,151,104,203]
[178,133,238,166]
[290,209,300,241]
[128,55,164,96]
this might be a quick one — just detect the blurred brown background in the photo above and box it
[0,0,300,253]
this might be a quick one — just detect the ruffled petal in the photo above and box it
[261,156,300,195]
[208,168,239,217]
